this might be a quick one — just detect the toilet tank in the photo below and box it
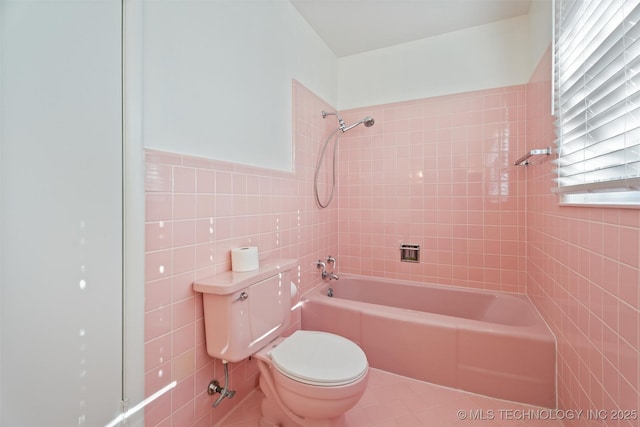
[193,258,297,362]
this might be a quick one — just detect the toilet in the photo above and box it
[193,258,369,427]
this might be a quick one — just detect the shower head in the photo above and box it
[341,116,375,132]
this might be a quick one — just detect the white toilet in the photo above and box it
[193,259,369,426]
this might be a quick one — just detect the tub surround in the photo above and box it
[335,85,527,293]
[301,276,556,408]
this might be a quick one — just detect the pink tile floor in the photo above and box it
[215,368,565,427]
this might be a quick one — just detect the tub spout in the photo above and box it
[321,270,339,280]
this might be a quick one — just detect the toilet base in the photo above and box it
[254,334,368,427]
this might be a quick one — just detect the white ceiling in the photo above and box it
[290,0,534,57]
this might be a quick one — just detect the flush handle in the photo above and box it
[237,292,248,301]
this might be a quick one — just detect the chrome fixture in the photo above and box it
[208,360,236,407]
[327,255,336,270]
[322,110,375,133]
[327,287,334,297]
[315,110,376,208]
[316,259,328,279]
[514,146,552,166]
[322,110,346,131]
[341,116,375,132]
[400,244,420,263]
[317,257,339,280]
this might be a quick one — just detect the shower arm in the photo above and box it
[322,110,346,130]
[322,110,374,133]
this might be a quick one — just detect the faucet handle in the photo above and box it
[327,255,336,270]
[316,260,326,270]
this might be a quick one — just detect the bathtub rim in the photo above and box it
[301,274,555,341]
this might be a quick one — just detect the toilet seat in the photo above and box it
[269,330,368,387]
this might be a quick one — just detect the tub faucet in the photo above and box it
[326,255,338,280]
[316,259,339,280]
[316,260,326,278]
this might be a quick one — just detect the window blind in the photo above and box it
[553,0,640,205]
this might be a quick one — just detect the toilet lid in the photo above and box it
[269,330,368,386]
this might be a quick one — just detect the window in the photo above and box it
[554,0,640,206]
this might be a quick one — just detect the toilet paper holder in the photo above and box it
[400,244,420,263]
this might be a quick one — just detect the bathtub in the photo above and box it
[301,275,556,408]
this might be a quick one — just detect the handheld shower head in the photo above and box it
[341,116,375,132]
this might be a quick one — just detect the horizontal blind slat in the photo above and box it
[560,35,640,120]
[557,1,627,89]
[559,99,640,150]
[554,0,640,202]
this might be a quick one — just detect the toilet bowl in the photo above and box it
[192,259,369,426]
[255,330,369,426]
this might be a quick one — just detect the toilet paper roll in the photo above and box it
[231,246,259,272]
[290,281,298,298]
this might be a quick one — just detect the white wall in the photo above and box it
[124,0,146,418]
[1,1,123,425]
[141,2,543,166]
[528,0,553,73]
[0,1,3,421]
[337,15,531,110]
[142,0,338,172]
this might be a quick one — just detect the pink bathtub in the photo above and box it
[301,275,556,408]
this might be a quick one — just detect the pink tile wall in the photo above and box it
[526,49,639,426]
[143,81,339,426]
[335,86,529,293]
[143,60,638,426]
